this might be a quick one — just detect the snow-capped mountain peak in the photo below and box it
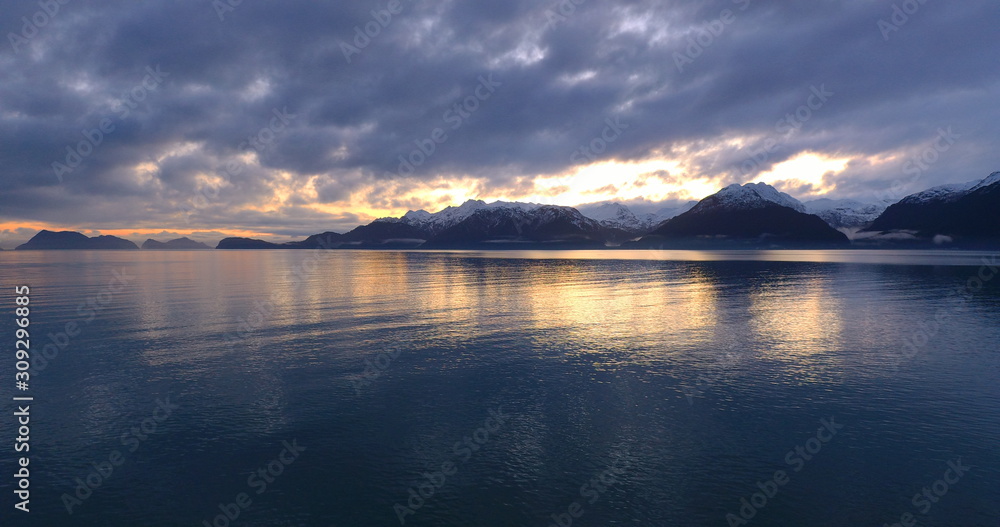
[400,209,433,222]
[381,199,545,235]
[700,183,806,213]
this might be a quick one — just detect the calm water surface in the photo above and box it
[1,250,998,526]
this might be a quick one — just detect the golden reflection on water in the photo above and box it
[12,248,993,409]
[748,275,844,360]
[386,254,725,358]
[22,251,852,375]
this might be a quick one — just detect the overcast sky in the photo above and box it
[1,0,997,245]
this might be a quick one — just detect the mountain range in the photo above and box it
[10,172,1000,250]
[863,172,1000,244]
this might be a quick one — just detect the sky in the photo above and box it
[1,0,998,246]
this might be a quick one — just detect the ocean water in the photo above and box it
[1,249,998,526]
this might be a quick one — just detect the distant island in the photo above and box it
[11,172,1000,251]
[15,230,139,250]
[141,237,212,250]
[14,233,213,251]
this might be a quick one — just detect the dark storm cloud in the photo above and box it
[0,0,997,236]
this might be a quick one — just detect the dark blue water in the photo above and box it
[1,250,998,526]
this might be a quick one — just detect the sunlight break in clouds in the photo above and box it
[750,152,852,199]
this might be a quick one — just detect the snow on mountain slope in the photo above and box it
[648,201,698,225]
[898,181,978,205]
[643,183,850,245]
[804,198,891,229]
[889,172,1000,207]
[863,171,1000,240]
[576,202,644,232]
[968,171,1000,192]
[427,203,620,245]
[496,185,803,235]
[695,183,806,213]
[577,200,698,233]
[576,202,638,224]
[380,200,545,235]
[892,172,1000,206]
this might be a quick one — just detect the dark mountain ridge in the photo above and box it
[16,230,139,250]
[629,183,850,248]
[864,172,1000,243]
[142,237,212,250]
